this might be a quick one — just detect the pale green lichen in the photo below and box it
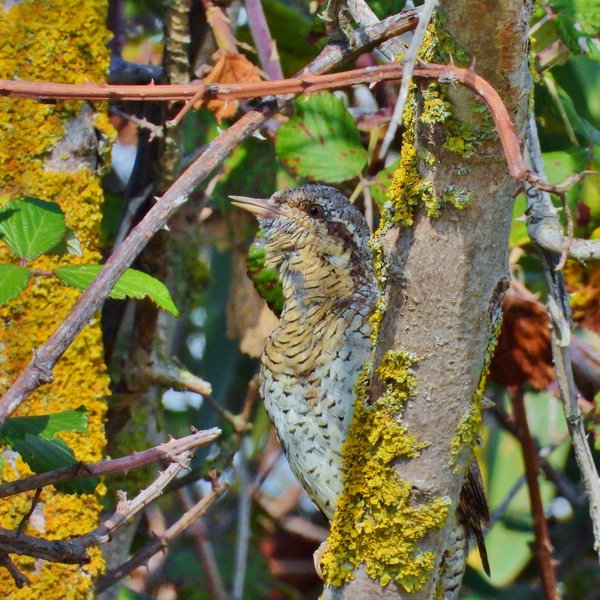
[322,350,451,591]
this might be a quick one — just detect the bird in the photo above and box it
[231,183,489,595]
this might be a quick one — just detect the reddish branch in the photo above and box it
[510,388,561,600]
[0,62,571,191]
[0,428,221,499]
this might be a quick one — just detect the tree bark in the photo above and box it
[324,2,533,598]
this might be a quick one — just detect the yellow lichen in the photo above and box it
[385,18,499,226]
[322,350,451,590]
[0,0,112,595]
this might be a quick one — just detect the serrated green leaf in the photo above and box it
[48,226,83,257]
[0,197,66,261]
[0,406,88,443]
[10,434,98,495]
[275,92,367,184]
[0,264,30,304]
[54,264,179,317]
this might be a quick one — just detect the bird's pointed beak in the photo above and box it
[229,195,285,219]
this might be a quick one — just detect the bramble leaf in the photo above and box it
[276,91,367,183]
[54,264,179,317]
[0,407,97,494]
[0,197,66,261]
[0,264,30,304]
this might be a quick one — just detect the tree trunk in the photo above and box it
[323,2,533,598]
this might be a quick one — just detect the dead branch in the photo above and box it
[509,387,561,600]
[0,428,220,499]
[525,115,600,563]
[0,450,206,590]
[96,482,229,593]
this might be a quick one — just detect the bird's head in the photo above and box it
[230,184,372,281]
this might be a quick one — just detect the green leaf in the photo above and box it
[10,434,98,495]
[0,406,88,443]
[247,232,284,316]
[54,264,179,317]
[275,92,368,184]
[0,264,30,304]
[0,407,97,494]
[261,0,321,76]
[371,161,400,207]
[48,226,83,257]
[0,197,66,261]
[552,0,600,64]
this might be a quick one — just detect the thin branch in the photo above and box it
[176,486,228,600]
[16,488,42,535]
[0,552,30,589]
[0,11,418,424]
[246,0,283,80]
[510,387,561,600]
[491,406,581,508]
[144,353,254,432]
[0,428,221,499]
[233,447,252,600]
[201,0,238,54]
[0,458,192,573]
[110,107,164,139]
[525,114,600,563]
[378,0,438,159]
[0,64,585,193]
[95,482,229,593]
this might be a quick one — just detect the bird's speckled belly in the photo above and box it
[261,323,371,520]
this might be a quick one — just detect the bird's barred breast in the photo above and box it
[261,320,371,519]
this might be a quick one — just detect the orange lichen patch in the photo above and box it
[565,262,600,335]
[0,0,112,595]
[489,281,554,390]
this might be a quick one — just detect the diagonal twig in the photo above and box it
[95,482,229,593]
[378,0,438,159]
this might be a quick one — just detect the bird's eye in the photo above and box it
[305,202,325,219]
